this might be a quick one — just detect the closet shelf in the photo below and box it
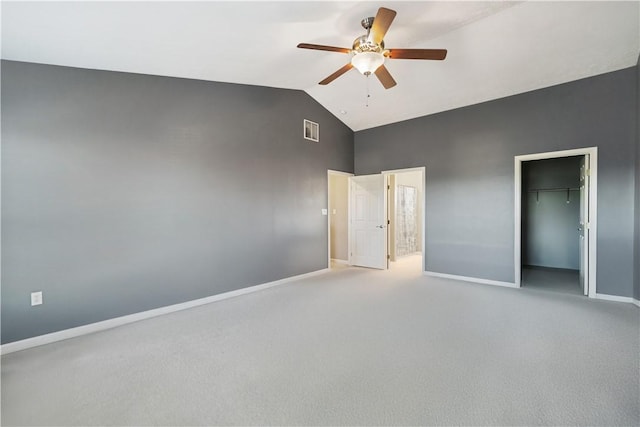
[527,187,579,192]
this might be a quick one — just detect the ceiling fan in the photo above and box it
[297,7,447,89]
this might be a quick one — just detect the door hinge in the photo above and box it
[387,185,390,190]
[585,169,591,177]
[387,219,390,225]
[387,254,391,260]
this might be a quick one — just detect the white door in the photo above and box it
[349,174,387,269]
[579,155,590,295]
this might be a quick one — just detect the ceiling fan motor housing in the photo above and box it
[352,35,385,54]
[354,16,386,55]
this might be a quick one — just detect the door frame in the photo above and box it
[382,167,427,272]
[327,170,354,267]
[514,147,598,297]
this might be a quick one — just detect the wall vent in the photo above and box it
[304,119,319,142]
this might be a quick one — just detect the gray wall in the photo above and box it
[522,157,581,270]
[1,60,354,344]
[635,55,640,301]
[355,67,637,297]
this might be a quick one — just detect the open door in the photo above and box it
[349,174,387,269]
[579,155,589,296]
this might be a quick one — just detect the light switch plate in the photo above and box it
[31,291,43,306]
[321,209,328,215]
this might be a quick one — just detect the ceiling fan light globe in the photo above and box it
[351,52,384,75]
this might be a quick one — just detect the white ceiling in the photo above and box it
[2,1,639,131]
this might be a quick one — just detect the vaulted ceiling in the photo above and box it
[2,1,639,131]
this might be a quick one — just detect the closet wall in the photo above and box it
[522,156,582,270]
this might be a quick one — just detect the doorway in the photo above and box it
[342,167,425,273]
[514,148,597,297]
[328,170,352,269]
[383,168,425,274]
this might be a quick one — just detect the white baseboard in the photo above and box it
[633,299,640,308]
[0,268,329,356]
[331,258,349,265]
[594,293,636,304]
[423,271,518,289]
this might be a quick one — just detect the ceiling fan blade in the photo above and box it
[297,43,351,54]
[374,65,397,89]
[369,7,397,45]
[387,49,448,60]
[319,63,354,85]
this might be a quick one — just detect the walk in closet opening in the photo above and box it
[521,156,586,295]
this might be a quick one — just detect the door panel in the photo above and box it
[349,174,387,269]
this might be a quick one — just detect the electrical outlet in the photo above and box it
[31,291,43,306]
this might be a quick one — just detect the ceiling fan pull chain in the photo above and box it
[366,74,371,107]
